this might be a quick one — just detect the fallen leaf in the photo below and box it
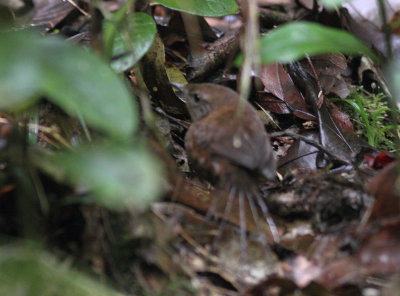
[366,161,400,221]
[301,54,350,99]
[258,63,315,121]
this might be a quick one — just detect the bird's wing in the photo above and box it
[196,105,272,172]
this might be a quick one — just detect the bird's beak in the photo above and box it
[169,81,187,102]
[169,81,186,91]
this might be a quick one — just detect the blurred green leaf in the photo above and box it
[0,245,123,296]
[0,31,137,139]
[319,0,349,10]
[104,12,157,72]
[155,0,238,17]
[257,22,377,64]
[37,144,164,210]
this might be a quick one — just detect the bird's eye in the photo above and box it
[193,93,202,102]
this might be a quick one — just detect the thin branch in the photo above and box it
[271,131,352,165]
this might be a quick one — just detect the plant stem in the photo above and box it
[377,0,392,58]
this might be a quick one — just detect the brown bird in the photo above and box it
[172,82,279,249]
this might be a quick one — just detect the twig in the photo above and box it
[186,30,240,81]
[305,54,325,108]
[65,0,90,18]
[258,8,291,28]
[271,131,352,165]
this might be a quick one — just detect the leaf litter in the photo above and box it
[2,0,400,295]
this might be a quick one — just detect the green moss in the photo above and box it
[331,88,398,151]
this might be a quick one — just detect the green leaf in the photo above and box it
[155,0,238,17]
[0,245,123,296]
[37,144,164,210]
[318,0,349,10]
[343,98,361,112]
[104,12,157,72]
[258,22,378,64]
[381,124,400,133]
[0,31,137,139]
